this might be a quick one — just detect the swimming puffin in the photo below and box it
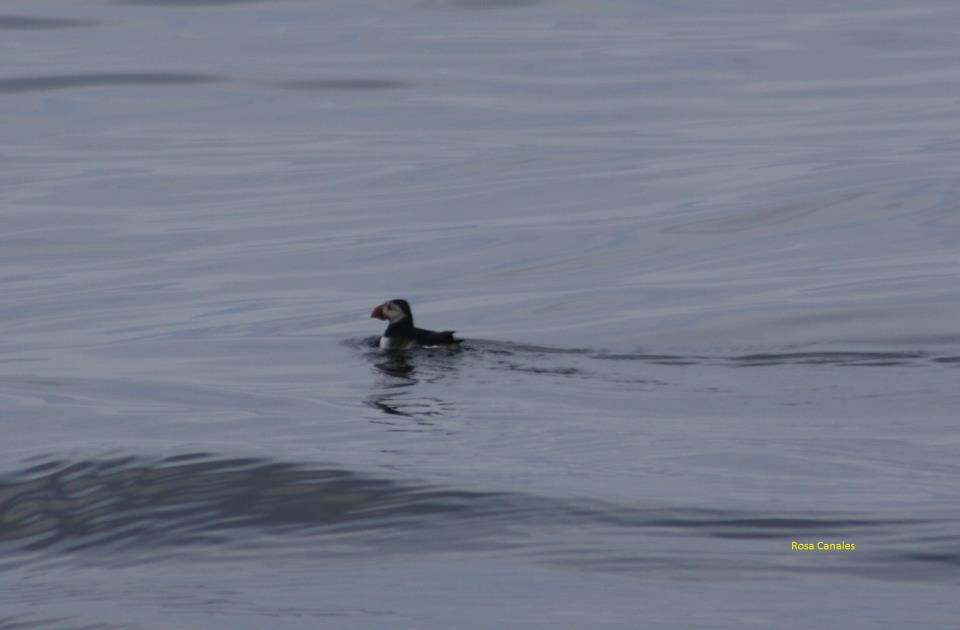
[370,299,461,350]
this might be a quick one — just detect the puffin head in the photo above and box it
[371,299,412,323]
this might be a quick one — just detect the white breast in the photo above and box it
[379,336,415,350]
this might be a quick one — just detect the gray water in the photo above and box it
[2,0,960,628]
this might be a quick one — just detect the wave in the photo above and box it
[1,453,956,579]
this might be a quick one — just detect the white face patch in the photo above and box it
[381,301,409,323]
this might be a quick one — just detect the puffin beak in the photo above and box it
[371,304,385,320]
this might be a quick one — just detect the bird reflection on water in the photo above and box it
[373,350,417,379]
[364,341,463,422]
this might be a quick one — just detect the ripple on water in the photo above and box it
[0,15,97,29]
[0,73,224,94]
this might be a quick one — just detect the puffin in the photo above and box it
[370,299,461,350]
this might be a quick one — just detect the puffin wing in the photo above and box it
[413,327,461,346]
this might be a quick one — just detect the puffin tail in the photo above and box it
[443,331,463,344]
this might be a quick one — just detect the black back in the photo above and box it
[412,327,460,345]
[381,300,460,345]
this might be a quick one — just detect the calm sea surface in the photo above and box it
[2,1,959,628]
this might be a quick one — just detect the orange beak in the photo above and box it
[371,304,385,319]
